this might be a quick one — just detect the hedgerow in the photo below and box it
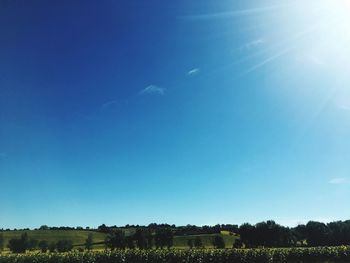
[0,246,350,263]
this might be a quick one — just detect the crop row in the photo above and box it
[1,246,350,263]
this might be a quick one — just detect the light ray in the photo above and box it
[179,3,298,20]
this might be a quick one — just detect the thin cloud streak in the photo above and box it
[245,39,265,49]
[100,99,129,112]
[296,54,327,67]
[100,100,119,112]
[329,178,348,185]
[339,104,350,111]
[243,15,332,75]
[244,47,294,74]
[139,85,165,95]
[187,68,200,76]
[180,3,296,20]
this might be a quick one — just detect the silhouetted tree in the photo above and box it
[194,236,203,248]
[38,240,49,253]
[125,236,135,249]
[212,235,225,249]
[254,220,294,247]
[233,238,243,248]
[146,231,154,249]
[28,238,38,251]
[187,239,193,249]
[327,221,350,246]
[85,234,93,251]
[0,232,4,251]
[8,232,29,253]
[305,221,329,246]
[105,230,125,250]
[293,224,307,245]
[154,228,173,249]
[239,223,256,247]
[56,240,73,252]
[48,242,56,253]
[134,229,147,249]
[98,224,110,233]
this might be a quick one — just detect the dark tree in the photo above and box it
[125,236,135,249]
[85,233,93,251]
[254,220,294,247]
[293,224,307,245]
[187,239,193,249]
[238,221,295,248]
[8,232,29,253]
[56,240,73,252]
[146,231,154,249]
[233,239,243,248]
[48,242,56,253]
[38,240,49,253]
[98,224,110,233]
[0,232,4,251]
[194,236,203,248]
[154,228,173,249]
[239,223,256,248]
[327,221,350,246]
[212,235,225,249]
[305,221,329,246]
[134,229,148,249]
[105,230,125,250]
[28,238,38,251]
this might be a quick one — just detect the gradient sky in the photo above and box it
[1,0,350,229]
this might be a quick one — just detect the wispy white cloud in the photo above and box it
[230,38,265,54]
[296,54,327,67]
[245,47,293,74]
[339,104,350,111]
[329,177,348,185]
[179,4,294,20]
[100,100,128,112]
[139,85,165,96]
[245,39,265,49]
[100,100,119,112]
[187,68,200,76]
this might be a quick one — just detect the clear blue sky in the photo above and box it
[1,0,350,229]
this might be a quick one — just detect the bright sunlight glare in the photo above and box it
[274,0,350,73]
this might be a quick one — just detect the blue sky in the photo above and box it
[1,0,350,229]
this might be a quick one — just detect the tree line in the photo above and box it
[0,228,176,253]
[104,228,174,250]
[238,220,350,248]
[1,232,75,253]
[2,220,350,253]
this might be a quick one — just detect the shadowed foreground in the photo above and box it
[1,246,350,263]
